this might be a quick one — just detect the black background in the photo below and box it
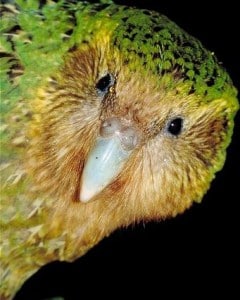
[15,1,239,299]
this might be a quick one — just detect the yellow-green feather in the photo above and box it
[0,1,239,299]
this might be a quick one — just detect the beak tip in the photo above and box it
[79,187,94,203]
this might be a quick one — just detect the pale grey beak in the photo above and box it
[79,117,141,203]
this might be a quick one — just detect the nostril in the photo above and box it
[100,117,122,137]
[100,117,142,150]
[119,127,141,151]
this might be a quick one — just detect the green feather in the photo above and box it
[1,1,238,109]
[0,1,238,299]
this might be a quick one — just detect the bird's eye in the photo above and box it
[96,73,115,95]
[167,118,183,136]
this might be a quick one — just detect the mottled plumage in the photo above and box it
[0,1,239,299]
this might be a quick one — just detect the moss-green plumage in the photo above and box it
[1,1,238,105]
[0,1,239,299]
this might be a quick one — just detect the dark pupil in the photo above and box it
[168,118,183,135]
[96,74,112,92]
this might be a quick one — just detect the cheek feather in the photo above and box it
[186,111,229,169]
[26,47,104,203]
